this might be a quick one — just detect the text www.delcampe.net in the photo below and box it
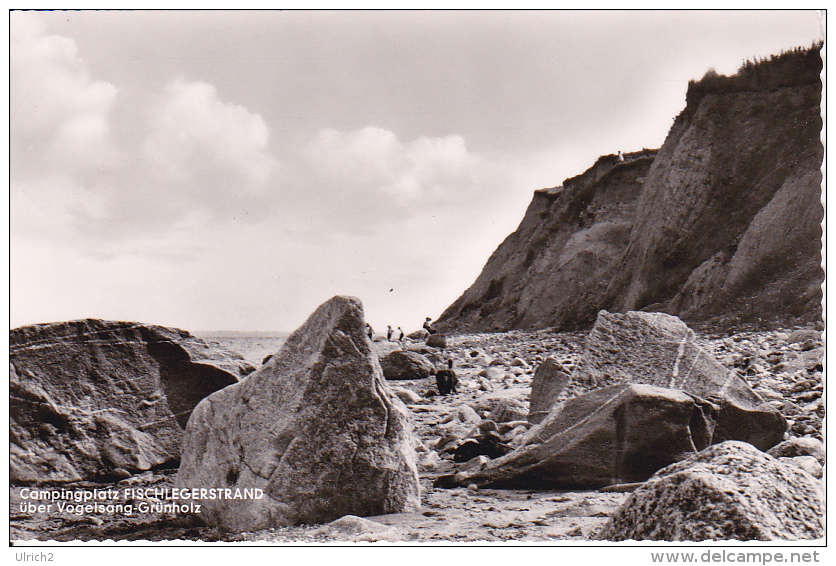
[650,551,822,564]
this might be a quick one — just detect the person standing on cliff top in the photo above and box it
[617,150,625,162]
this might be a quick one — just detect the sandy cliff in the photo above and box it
[438,45,823,332]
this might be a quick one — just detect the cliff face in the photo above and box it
[438,46,823,332]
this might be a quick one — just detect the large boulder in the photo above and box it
[10,319,254,483]
[436,383,717,490]
[600,441,825,541]
[379,350,436,380]
[175,296,421,531]
[767,436,825,465]
[570,311,786,450]
[528,358,570,424]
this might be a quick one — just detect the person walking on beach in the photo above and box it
[366,323,374,340]
[387,325,394,341]
[397,327,405,341]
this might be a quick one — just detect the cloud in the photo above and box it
[10,13,280,249]
[282,125,515,237]
[142,78,275,197]
[10,12,118,180]
[71,77,280,239]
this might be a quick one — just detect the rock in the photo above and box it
[405,344,439,356]
[175,296,421,531]
[469,354,493,366]
[392,387,421,405]
[436,383,717,490]
[497,420,531,435]
[599,441,825,541]
[787,329,821,344]
[10,319,253,483]
[795,390,821,403]
[371,340,403,358]
[571,311,787,450]
[470,389,530,414]
[418,451,442,471]
[487,398,528,423]
[754,387,783,402]
[477,420,498,433]
[426,334,448,349]
[311,515,400,542]
[453,432,511,462]
[477,367,504,380]
[407,329,429,340]
[781,456,823,479]
[528,358,570,424]
[379,350,436,380]
[767,436,825,464]
[447,405,482,426]
[785,347,824,372]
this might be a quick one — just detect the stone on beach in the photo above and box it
[570,310,787,450]
[426,334,448,349]
[10,319,254,483]
[175,296,421,531]
[487,398,529,423]
[436,383,717,489]
[599,441,825,541]
[379,350,436,380]
[766,436,825,464]
[311,515,400,542]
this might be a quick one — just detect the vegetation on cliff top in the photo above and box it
[685,41,822,110]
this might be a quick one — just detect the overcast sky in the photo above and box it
[9,10,824,333]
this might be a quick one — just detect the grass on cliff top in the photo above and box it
[686,41,823,109]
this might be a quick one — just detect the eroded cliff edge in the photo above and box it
[438,45,823,332]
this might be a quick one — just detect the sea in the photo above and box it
[192,331,289,367]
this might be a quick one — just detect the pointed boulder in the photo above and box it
[175,296,421,531]
[528,358,570,424]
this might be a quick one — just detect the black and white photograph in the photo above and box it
[7,8,826,553]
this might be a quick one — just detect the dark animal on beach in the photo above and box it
[436,359,458,395]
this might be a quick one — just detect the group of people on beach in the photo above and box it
[366,323,405,341]
[365,316,438,342]
[365,317,457,395]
